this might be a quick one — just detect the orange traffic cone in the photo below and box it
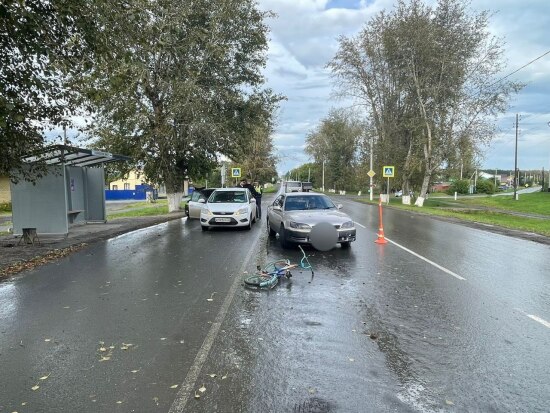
[375,197,388,244]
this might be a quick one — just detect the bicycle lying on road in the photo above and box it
[244,245,314,289]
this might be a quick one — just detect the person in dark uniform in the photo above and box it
[239,179,261,219]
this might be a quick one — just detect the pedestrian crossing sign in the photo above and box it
[231,167,241,178]
[382,166,395,177]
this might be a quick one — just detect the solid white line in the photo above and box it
[515,308,550,329]
[527,314,550,329]
[385,237,466,281]
[168,231,262,413]
[355,222,366,229]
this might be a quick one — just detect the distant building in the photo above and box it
[108,170,144,190]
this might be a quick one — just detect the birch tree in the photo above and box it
[329,0,521,204]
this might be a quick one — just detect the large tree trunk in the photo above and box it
[167,192,183,212]
[415,170,432,207]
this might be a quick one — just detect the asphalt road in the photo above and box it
[1,195,549,412]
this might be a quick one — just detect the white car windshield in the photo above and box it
[209,191,247,203]
[284,195,335,211]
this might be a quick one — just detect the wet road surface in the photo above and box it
[1,195,549,412]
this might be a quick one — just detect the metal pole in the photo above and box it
[386,177,389,204]
[514,113,518,200]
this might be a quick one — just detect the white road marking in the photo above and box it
[515,308,550,329]
[168,231,262,413]
[527,314,550,329]
[385,238,466,281]
[354,222,366,229]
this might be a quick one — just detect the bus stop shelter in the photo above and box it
[10,145,130,237]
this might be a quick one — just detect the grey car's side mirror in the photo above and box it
[273,205,282,211]
[198,199,206,203]
[336,204,343,210]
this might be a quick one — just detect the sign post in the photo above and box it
[231,167,241,187]
[367,169,376,201]
[382,166,395,204]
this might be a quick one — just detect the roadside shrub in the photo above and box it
[0,202,12,213]
[446,180,470,195]
[476,179,495,194]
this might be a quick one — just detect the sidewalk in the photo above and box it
[0,213,186,279]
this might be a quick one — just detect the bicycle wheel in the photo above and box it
[243,274,278,289]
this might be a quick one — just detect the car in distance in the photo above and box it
[200,188,257,231]
[266,192,356,249]
[284,181,302,193]
[185,188,216,218]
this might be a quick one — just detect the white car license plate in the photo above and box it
[215,217,231,223]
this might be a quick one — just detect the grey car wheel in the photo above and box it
[267,219,276,237]
[279,225,291,249]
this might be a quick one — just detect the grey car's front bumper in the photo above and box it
[285,228,356,244]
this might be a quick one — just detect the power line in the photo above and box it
[486,49,550,89]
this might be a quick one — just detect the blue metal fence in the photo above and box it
[105,185,158,201]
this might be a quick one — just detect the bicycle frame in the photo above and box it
[244,246,314,289]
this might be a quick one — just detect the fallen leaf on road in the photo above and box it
[446,400,454,405]
[99,347,107,352]
[63,306,70,309]
[44,339,51,342]
[199,385,206,393]
[116,401,122,404]
[207,374,217,378]
[100,356,111,362]
[131,370,139,373]
[39,374,50,380]
[194,392,200,399]
[160,338,166,341]
[170,385,178,389]
[206,292,217,302]
[31,385,39,391]
[348,358,355,362]
[221,374,228,380]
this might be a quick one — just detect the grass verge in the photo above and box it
[357,193,550,237]
[107,202,186,219]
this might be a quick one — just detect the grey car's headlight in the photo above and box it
[340,220,354,229]
[289,221,311,230]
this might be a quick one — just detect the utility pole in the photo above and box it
[322,160,325,192]
[513,113,519,200]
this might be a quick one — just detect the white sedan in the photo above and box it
[200,188,257,231]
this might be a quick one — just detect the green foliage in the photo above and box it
[305,109,364,191]
[475,179,495,194]
[74,0,282,195]
[1,0,99,179]
[0,202,12,213]
[328,0,522,199]
[447,179,470,195]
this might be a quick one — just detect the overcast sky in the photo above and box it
[258,0,550,174]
